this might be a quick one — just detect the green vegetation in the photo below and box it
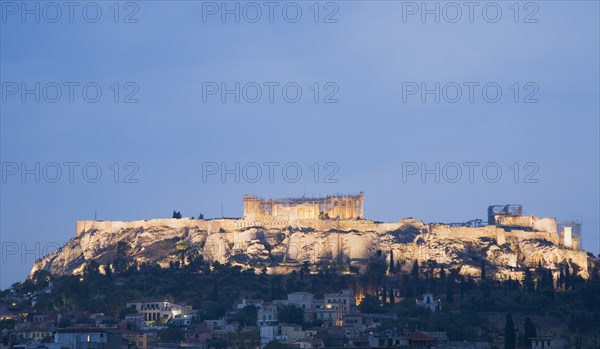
[4,253,600,347]
[277,304,304,325]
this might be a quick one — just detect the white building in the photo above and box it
[169,314,194,326]
[316,289,355,325]
[260,325,278,347]
[15,325,54,342]
[280,323,303,341]
[274,292,315,322]
[54,327,124,349]
[416,293,441,312]
[237,298,264,309]
[126,298,191,324]
[258,303,278,326]
[368,331,409,348]
[275,292,314,311]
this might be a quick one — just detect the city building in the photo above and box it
[257,303,278,326]
[531,338,565,349]
[54,327,125,349]
[125,298,191,325]
[416,293,441,312]
[316,289,356,325]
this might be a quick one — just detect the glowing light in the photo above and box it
[355,292,365,305]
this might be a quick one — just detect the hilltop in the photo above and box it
[30,215,593,281]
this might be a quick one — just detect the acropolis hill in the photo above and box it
[31,194,595,281]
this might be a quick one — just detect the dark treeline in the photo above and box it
[4,250,600,347]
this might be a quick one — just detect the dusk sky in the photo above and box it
[1,1,598,289]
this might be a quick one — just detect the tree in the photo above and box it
[411,261,420,279]
[160,326,184,343]
[104,263,112,279]
[446,279,454,304]
[480,260,486,280]
[411,261,421,296]
[198,213,204,220]
[389,250,395,274]
[114,241,132,273]
[523,269,535,293]
[172,211,182,219]
[277,304,304,325]
[536,266,554,298]
[359,295,383,314]
[300,262,310,280]
[367,261,387,285]
[504,313,516,349]
[31,270,51,287]
[232,305,257,327]
[84,260,100,279]
[523,317,537,348]
[402,274,413,297]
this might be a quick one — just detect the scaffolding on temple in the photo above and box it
[557,221,582,249]
[243,193,364,220]
[487,204,523,225]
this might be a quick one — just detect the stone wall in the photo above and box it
[494,215,557,233]
[76,218,244,237]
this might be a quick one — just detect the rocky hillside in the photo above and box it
[30,218,593,280]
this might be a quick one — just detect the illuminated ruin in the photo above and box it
[243,193,364,220]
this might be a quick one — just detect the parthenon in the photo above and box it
[243,193,364,220]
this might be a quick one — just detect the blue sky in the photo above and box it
[1,1,599,289]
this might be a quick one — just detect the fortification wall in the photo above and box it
[77,217,561,246]
[533,217,558,233]
[76,218,247,237]
[75,217,400,238]
[496,215,534,228]
[494,215,558,233]
[429,225,499,239]
[505,229,559,245]
[75,217,567,270]
[226,218,401,233]
[427,224,562,246]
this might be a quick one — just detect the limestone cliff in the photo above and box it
[30,218,594,280]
